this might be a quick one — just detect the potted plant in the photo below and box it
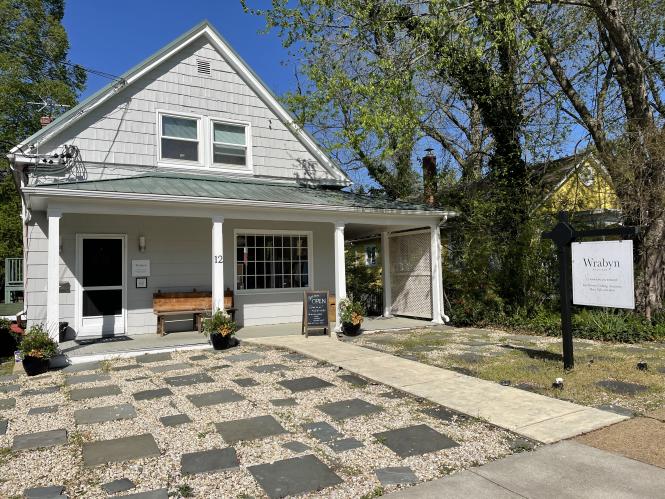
[339,298,365,336]
[18,324,59,376]
[201,309,238,350]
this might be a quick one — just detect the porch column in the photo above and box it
[334,222,346,333]
[46,209,61,342]
[430,221,444,324]
[381,231,392,317]
[211,216,224,312]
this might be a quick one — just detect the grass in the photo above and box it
[355,328,665,414]
[0,357,14,376]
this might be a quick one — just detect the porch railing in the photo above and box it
[4,257,23,303]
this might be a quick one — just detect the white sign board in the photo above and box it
[131,259,151,277]
[572,240,634,309]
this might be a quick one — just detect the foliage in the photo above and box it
[0,318,10,331]
[345,244,381,299]
[18,323,58,359]
[201,310,238,338]
[0,0,86,286]
[339,298,365,326]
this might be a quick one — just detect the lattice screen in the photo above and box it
[389,231,432,318]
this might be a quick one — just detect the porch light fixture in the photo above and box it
[138,235,146,253]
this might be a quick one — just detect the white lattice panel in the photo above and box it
[389,231,432,318]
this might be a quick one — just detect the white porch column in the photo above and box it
[334,222,346,333]
[211,216,224,312]
[430,221,444,324]
[46,209,61,341]
[381,231,392,317]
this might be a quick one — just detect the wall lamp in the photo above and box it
[138,235,146,253]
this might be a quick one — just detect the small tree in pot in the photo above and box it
[339,298,365,336]
[201,310,238,350]
[18,325,59,376]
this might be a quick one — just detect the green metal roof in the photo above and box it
[34,173,442,213]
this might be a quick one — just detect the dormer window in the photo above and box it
[212,121,248,169]
[159,113,200,163]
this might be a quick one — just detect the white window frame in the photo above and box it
[233,229,314,295]
[209,117,253,174]
[156,109,203,168]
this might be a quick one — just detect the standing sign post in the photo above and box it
[543,212,637,370]
[302,291,330,338]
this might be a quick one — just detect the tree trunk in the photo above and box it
[637,218,665,320]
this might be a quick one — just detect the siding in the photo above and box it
[25,212,336,335]
[32,37,336,184]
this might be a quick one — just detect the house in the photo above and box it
[8,21,452,342]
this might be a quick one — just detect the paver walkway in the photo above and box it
[383,441,665,498]
[245,336,626,443]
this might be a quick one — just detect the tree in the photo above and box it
[0,0,85,296]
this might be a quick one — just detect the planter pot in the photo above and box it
[342,323,362,336]
[23,355,50,376]
[210,333,233,350]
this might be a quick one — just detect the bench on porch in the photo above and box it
[152,290,236,336]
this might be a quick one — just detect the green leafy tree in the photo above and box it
[0,0,85,295]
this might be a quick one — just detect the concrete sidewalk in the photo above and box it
[245,335,626,443]
[383,441,665,498]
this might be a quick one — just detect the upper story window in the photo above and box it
[212,122,247,169]
[160,114,200,163]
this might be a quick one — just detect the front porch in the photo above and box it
[60,316,433,363]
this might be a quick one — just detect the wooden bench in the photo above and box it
[152,290,236,336]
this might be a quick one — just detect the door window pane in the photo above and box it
[82,239,122,287]
[82,290,122,317]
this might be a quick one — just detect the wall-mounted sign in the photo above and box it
[136,277,148,289]
[131,259,151,277]
[572,240,634,309]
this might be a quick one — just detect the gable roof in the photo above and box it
[12,20,350,186]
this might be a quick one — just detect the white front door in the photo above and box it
[77,235,126,336]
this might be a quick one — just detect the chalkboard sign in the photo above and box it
[302,291,330,337]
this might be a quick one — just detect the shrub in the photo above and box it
[0,318,17,357]
[18,324,58,359]
[201,310,238,337]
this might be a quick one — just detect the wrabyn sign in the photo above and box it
[572,240,634,309]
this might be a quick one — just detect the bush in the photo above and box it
[18,324,58,359]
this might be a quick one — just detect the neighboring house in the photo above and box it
[8,21,452,341]
[535,153,621,225]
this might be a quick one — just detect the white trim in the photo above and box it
[156,109,203,168]
[334,222,346,333]
[233,228,314,296]
[381,231,392,317]
[46,209,61,340]
[75,234,127,337]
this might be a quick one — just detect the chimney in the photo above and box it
[40,116,52,127]
[423,148,437,206]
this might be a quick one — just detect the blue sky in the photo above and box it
[63,1,291,100]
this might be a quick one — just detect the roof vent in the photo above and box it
[196,59,211,75]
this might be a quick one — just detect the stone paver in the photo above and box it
[326,437,364,453]
[122,489,168,499]
[376,466,419,486]
[247,335,628,443]
[24,485,65,498]
[278,376,334,393]
[374,424,459,458]
[186,389,245,407]
[13,429,68,451]
[225,352,261,362]
[163,372,214,387]
[0,418,7,435]
[248,363,288,374]
[181,448,239,474]
[28,405,58,415]
[62,361,101,373]
[135,352,172,363]
[133,388,173,401]
[101,478,135,494]
[0,383,20,393]
[302,422,343,443]
[65,373,111,385]
[112,364,142,372]
[82,433,159,467]
[270,398,297,407]
[596,380,648,395]
[159,414,192,427]
[0,397,16,410]
[232,377,260,387]
[189,354,208,361]
[22,385,60,396]
[68,385,121,401]
[338,374,368,387]
[248,454,343,499]
[216,415,286,444]
[317,398,383,421]
[74,403,137,425]
[282,441,310,453]
[149,362,192,374]
[0,374,18,383]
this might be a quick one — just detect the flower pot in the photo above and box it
[22,355,50,376]
[342,322,362,336]
[210,333,233,350]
